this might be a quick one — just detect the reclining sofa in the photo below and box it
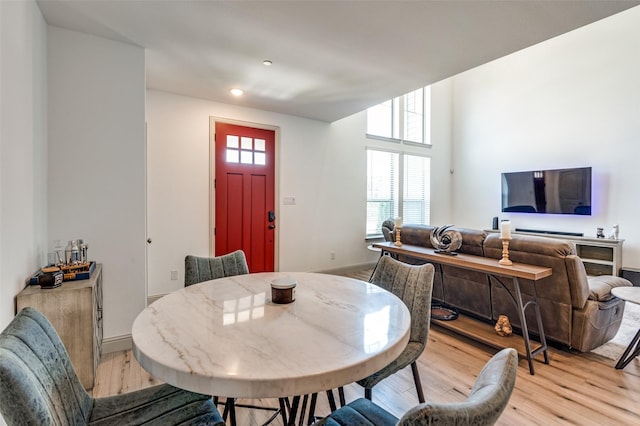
[392,225,632,352]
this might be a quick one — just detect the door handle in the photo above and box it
[269,225,276,229]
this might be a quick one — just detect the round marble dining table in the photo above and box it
[131,272,411,399]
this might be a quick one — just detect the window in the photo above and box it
[366,148,430,238]
[225,135,266,165]
[365,85,432,238]
[366,86,431,145]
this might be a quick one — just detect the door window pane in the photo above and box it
[241,137,253,150]
[226,149,239,163]
[227,135,239,148]
[240,151,253,164]
[255,152,266,165]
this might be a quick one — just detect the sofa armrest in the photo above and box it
[565,255,591,308]
[587,275,633,302]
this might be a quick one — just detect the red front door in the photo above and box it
[215,122,275,272]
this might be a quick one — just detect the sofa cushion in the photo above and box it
[397,224,435,247]
[587,275,633,301]
[485,233,577,307]
[89,384,223,426]
[453,227,487,256]
[313,398,398,426]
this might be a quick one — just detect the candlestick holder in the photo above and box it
[394,226,403,247]
[499,237,512,265]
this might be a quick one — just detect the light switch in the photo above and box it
[283,196,296,205]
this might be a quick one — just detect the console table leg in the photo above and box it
[511,277,549,375]
[531,284,550,365]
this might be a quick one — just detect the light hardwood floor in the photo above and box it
[94,270,640,425]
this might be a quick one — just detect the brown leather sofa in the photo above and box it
[394,225,632,352]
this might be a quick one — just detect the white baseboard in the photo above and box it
[147,293,168,305]
[102,334,132,354]
[314,261,377,275]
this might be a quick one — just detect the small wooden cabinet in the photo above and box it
[513,232,623,276]
[562,236,624,276]
[16,264,103,389]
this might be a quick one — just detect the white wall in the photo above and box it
[146,91,363,295]
[449,6,640,269]
[146,85,453,295]
[47,27,146,338]
[0,0,48,330]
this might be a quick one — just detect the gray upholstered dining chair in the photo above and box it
[185,250,249,286]
[357,255,435,403]
[327,256,434,409]
[0,307,225,426]
[313,348,518,426]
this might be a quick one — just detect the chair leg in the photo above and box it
[299,394,311,426]
[307,393,319,425]
[222,398,237,426]
[364,387,372,401]
[411,361,426,403]
[278,397,289,425]
[326,390,337,411]
[338,387,346,407]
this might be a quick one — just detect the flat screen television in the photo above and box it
[501,167,592,215]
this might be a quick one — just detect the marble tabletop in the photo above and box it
[612,286,640,305]
[131,272,411,398]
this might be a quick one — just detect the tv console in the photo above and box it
[515,228,584,237]
[486,229,624,276]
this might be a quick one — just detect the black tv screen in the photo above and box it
[501,167,592,215]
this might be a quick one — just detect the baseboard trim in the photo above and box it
[102,334,132,354]
[148,293,169,305]
[314,261,377,275]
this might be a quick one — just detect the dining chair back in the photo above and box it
[357,255,435,403]
[313,348,518,426]
[184,250,249,286]
[0,307,224,426]
[397,347,518,425]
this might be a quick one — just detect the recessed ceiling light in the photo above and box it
[230,88,244,96]
[263,60,273,66]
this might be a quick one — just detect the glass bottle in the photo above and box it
[65,240,80,265]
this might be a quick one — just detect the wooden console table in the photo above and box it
[373,242,552,374]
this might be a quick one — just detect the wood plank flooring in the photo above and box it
[94,269,640,425]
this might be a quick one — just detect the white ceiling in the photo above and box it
[37,0,639,122]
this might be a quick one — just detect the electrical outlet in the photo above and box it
[330,252,335,260]
[170,270,178,280]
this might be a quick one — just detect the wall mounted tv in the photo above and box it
[501,167,592,215]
